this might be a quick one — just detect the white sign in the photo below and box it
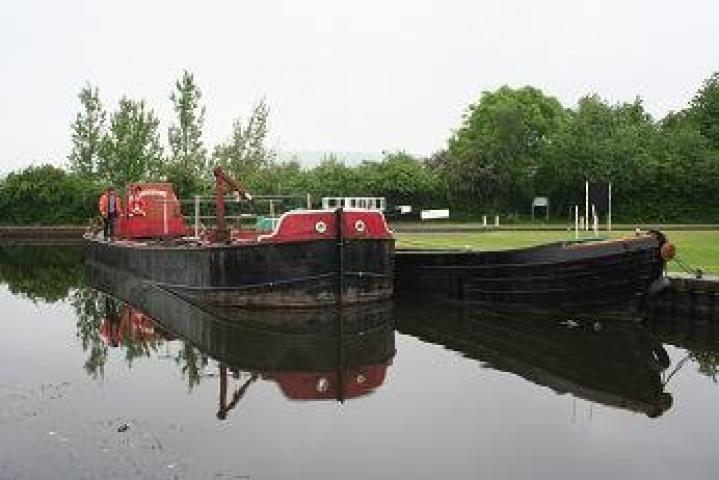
[420,209,450,220]
[397,205,412,214]
[532,196,548,207]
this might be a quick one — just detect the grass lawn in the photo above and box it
[395,229,719,276]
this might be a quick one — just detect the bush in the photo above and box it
[0,165,103,225]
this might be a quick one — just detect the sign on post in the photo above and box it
[531,196,549,221]
[420,209,450,220]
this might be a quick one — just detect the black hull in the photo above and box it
[84,237,394,308]
[395,235,665,309]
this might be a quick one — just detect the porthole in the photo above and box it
[316,377,329,393]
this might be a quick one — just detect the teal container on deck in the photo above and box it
[255,216,280,232]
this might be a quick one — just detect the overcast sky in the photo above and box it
[1,0,717,174]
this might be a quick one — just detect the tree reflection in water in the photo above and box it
[71,287,208,390]
[0,245,84,303]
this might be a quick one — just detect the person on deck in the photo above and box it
[98,187,123,239]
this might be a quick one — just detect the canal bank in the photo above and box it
[0,226,86,243]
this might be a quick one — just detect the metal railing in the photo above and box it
[176,194,312,239]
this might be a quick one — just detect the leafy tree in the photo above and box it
[248,159,306,195]
[303,155,360,199]
[0,165,102,225]
[167,70,207,198]
[690,72,719,149]
[445,86,568,210]
[538,95,657,216]
[358,152,441,208]
[212,99,275,181]
[98,97,164,188]
[68,84,106,178]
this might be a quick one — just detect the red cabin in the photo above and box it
[115,183,188,239]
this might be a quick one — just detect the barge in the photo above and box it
[395,232,671,309]
[84,168,394,308]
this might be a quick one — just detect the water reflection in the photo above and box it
[0,245,83,302]
[2,245,719,418]
[645,308,719,384]
[79,263,396,414]
[396,300,675,417]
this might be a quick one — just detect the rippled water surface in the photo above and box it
[1,245,718,479]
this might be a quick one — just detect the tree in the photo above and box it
[212,99,275,181]
[0,165,102,225]
[358,152,441,208]
[167,70,207,198]
[538,95,658,217]
[445,86,568,210]
[98,97,164,188]
[690,71,719,149]
[303,155,359,199]
[68,84,106,178]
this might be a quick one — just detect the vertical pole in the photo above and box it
[214,169,226,240]
[574,205,579,240]
[482,215,487,228]
[336,307,346,403]
[218,364,227,418]
[306,193,311,210]
[194,195,200,238]
[163,199,168,236]
[608,182,612,232]
[335,207,344,306]
[592,204,598,236]
[585,181,589,231]
[269,199,275,218]
[494,215,500,227]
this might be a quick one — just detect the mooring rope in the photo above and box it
[671,256,704,279]
[663,353,692,386]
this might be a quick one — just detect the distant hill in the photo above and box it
[276,151,384,168]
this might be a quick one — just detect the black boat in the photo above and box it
[84,170,394,308]
[395,231,670,309]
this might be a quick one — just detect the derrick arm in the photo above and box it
[213,166,253,241]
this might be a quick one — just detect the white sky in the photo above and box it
[1,0,718,174]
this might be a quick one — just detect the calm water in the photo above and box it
[1,245,718,479]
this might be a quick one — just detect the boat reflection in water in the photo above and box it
[82,256,719,421]
[396,299,675,418]
[85,265,395,418]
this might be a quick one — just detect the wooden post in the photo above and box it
[585,181,589,231]
[574,205,579,240]
[608,182,613,232]
[214,169,227,241]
